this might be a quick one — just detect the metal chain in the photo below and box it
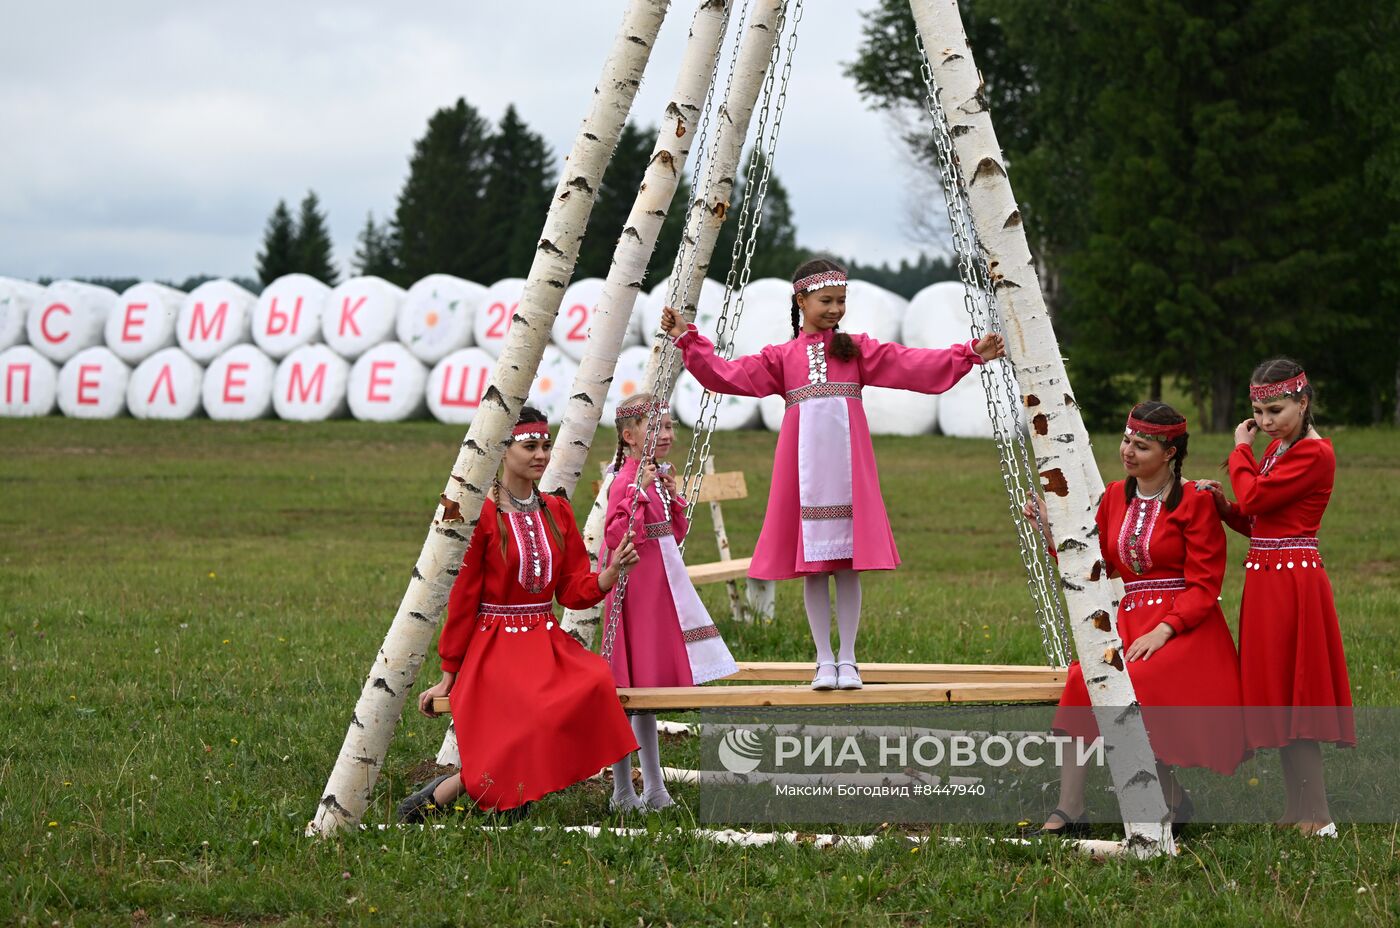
[679,0,801,544]
[913,30,1073,667]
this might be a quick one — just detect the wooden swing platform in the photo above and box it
[431,661,1062,713]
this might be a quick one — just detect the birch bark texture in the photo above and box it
[308,0,669,837]
[641,0,787,401]
[907,0,1173,855]
[544,0,732,500]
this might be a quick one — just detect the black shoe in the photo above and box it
[397,773,454,824]
[1170,791,1195,838]
[491,801,533,825]
[1025,808,1090,839]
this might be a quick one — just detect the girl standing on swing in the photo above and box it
[661,257,1004,690]
[601,393,739,811]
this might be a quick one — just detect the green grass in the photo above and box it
[2,418,1398,926]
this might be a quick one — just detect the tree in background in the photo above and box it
[478,106,555,281]
[577,122,655,280]
[352,212,399,280]
[392,98,495,286]
[255,200,298,285]
[293,191,339,286]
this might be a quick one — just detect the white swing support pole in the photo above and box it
[307,0,669,837]
[908,0,1173,856]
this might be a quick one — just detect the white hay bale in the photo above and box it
[176,279,256,363]
[203,344,276,421]
[904,282,1018,439]
[726,277,794,358]
[640,277,728,348]
[842,280,904,344]
[106,282,184,364]
[529,345,578,421]
[347,342,428,422]
[863,385,939,436]
[321,276,406,361]
[272,344,350,421]
[127,347,204,420]
[56,346,130,418]
[673,371,760,431]
[425,347,497,425]
[252,274,330,359]
[28,280,117,363]
[760,394,785,431]
[473,278,526,358]
[552,277,606,361]
[0,345,59,416]
[398,274,487,364]
[0,277,45,350]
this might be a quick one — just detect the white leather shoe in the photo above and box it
[836,661,863,690]
[811,661,838,691]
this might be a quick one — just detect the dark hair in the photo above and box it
[1121,401,1188,512]
[495,404,562,554]
[790,256,857,362]
[1249,357,1316,440]
[612,392,660,470]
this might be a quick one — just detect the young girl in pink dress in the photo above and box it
[600,393,739,811]
[661,257,1004,690]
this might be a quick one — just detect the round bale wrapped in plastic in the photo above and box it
[204,344,276,421]
[253,274,330,359]
[176,280,256,363]
[904,281,1010,439]
[473,278,526,358]
[673,370,760,431]
[128,347,204,419]
[529,345,579,421]
[57,346,130,418]
[321,276,405,361]
[726,277,794,358]
[29,280,118,363]
[398,274,486,364]
[639,277,728,348]
[0,277,45,350]
[106,282,185,365]
[0,345,59,416]
[348,342,428,422]
[426,347,497,425]
[551,277,605,361]
[273,344,350,421]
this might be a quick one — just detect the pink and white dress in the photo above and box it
[600,456,739,687]
[674,324,985,580]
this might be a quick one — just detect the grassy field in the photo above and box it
[2,418,1398,926]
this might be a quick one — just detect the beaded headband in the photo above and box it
[1125,414,1188,442]
[1249,372,1308,402]
[793,271,847,294]
[510,421,550,441]
[615,400,669,421]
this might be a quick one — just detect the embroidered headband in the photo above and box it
[510,421,551,441]
[793,270,847,294]
[1125,414,1188,442]
[614,400,669,421]
[1249,372,1308,402]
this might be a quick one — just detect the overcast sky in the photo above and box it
[0,2,940,284]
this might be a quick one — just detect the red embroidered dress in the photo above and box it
[438,494,637,811]
[1224,438,1354,749]
[1055,483,1247,774]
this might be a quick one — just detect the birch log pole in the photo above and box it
[640,0,786,401]
[308,0,668,837]
[908,0,1173,856]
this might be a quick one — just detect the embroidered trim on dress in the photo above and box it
[785,381,861,408]
[682,624,721,643]
[1117,497,1162,576]
[477,601,556,633]
[801,504,854,520]
[1244,536,1322,571]
[508,511,553,595]
[1121,577,1186,613]
[644,520,672,539]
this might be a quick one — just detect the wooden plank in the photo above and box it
[687,557,751,585]
[728,662,1065,685]
[430,680,1058,714]
[590,470,747,504]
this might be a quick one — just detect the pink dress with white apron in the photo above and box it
[674,324,985,580]
[600,456,739,687]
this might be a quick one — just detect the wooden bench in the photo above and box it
[430,661,1061,712]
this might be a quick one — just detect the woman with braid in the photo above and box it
[600,393,738,812]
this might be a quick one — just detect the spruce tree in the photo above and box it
[480,105,556,280]
[294,191,340,286]
[392,98,495,284]
[255,200,298,285]
[577,121,655,279]
[352,212,400,280]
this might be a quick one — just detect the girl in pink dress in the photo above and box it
[661,257,1004,690]
[600,393,739,811]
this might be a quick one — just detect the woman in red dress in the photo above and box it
[1028,402,1247,837]
[401,407,641,820]
[1206,358,1352,837]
